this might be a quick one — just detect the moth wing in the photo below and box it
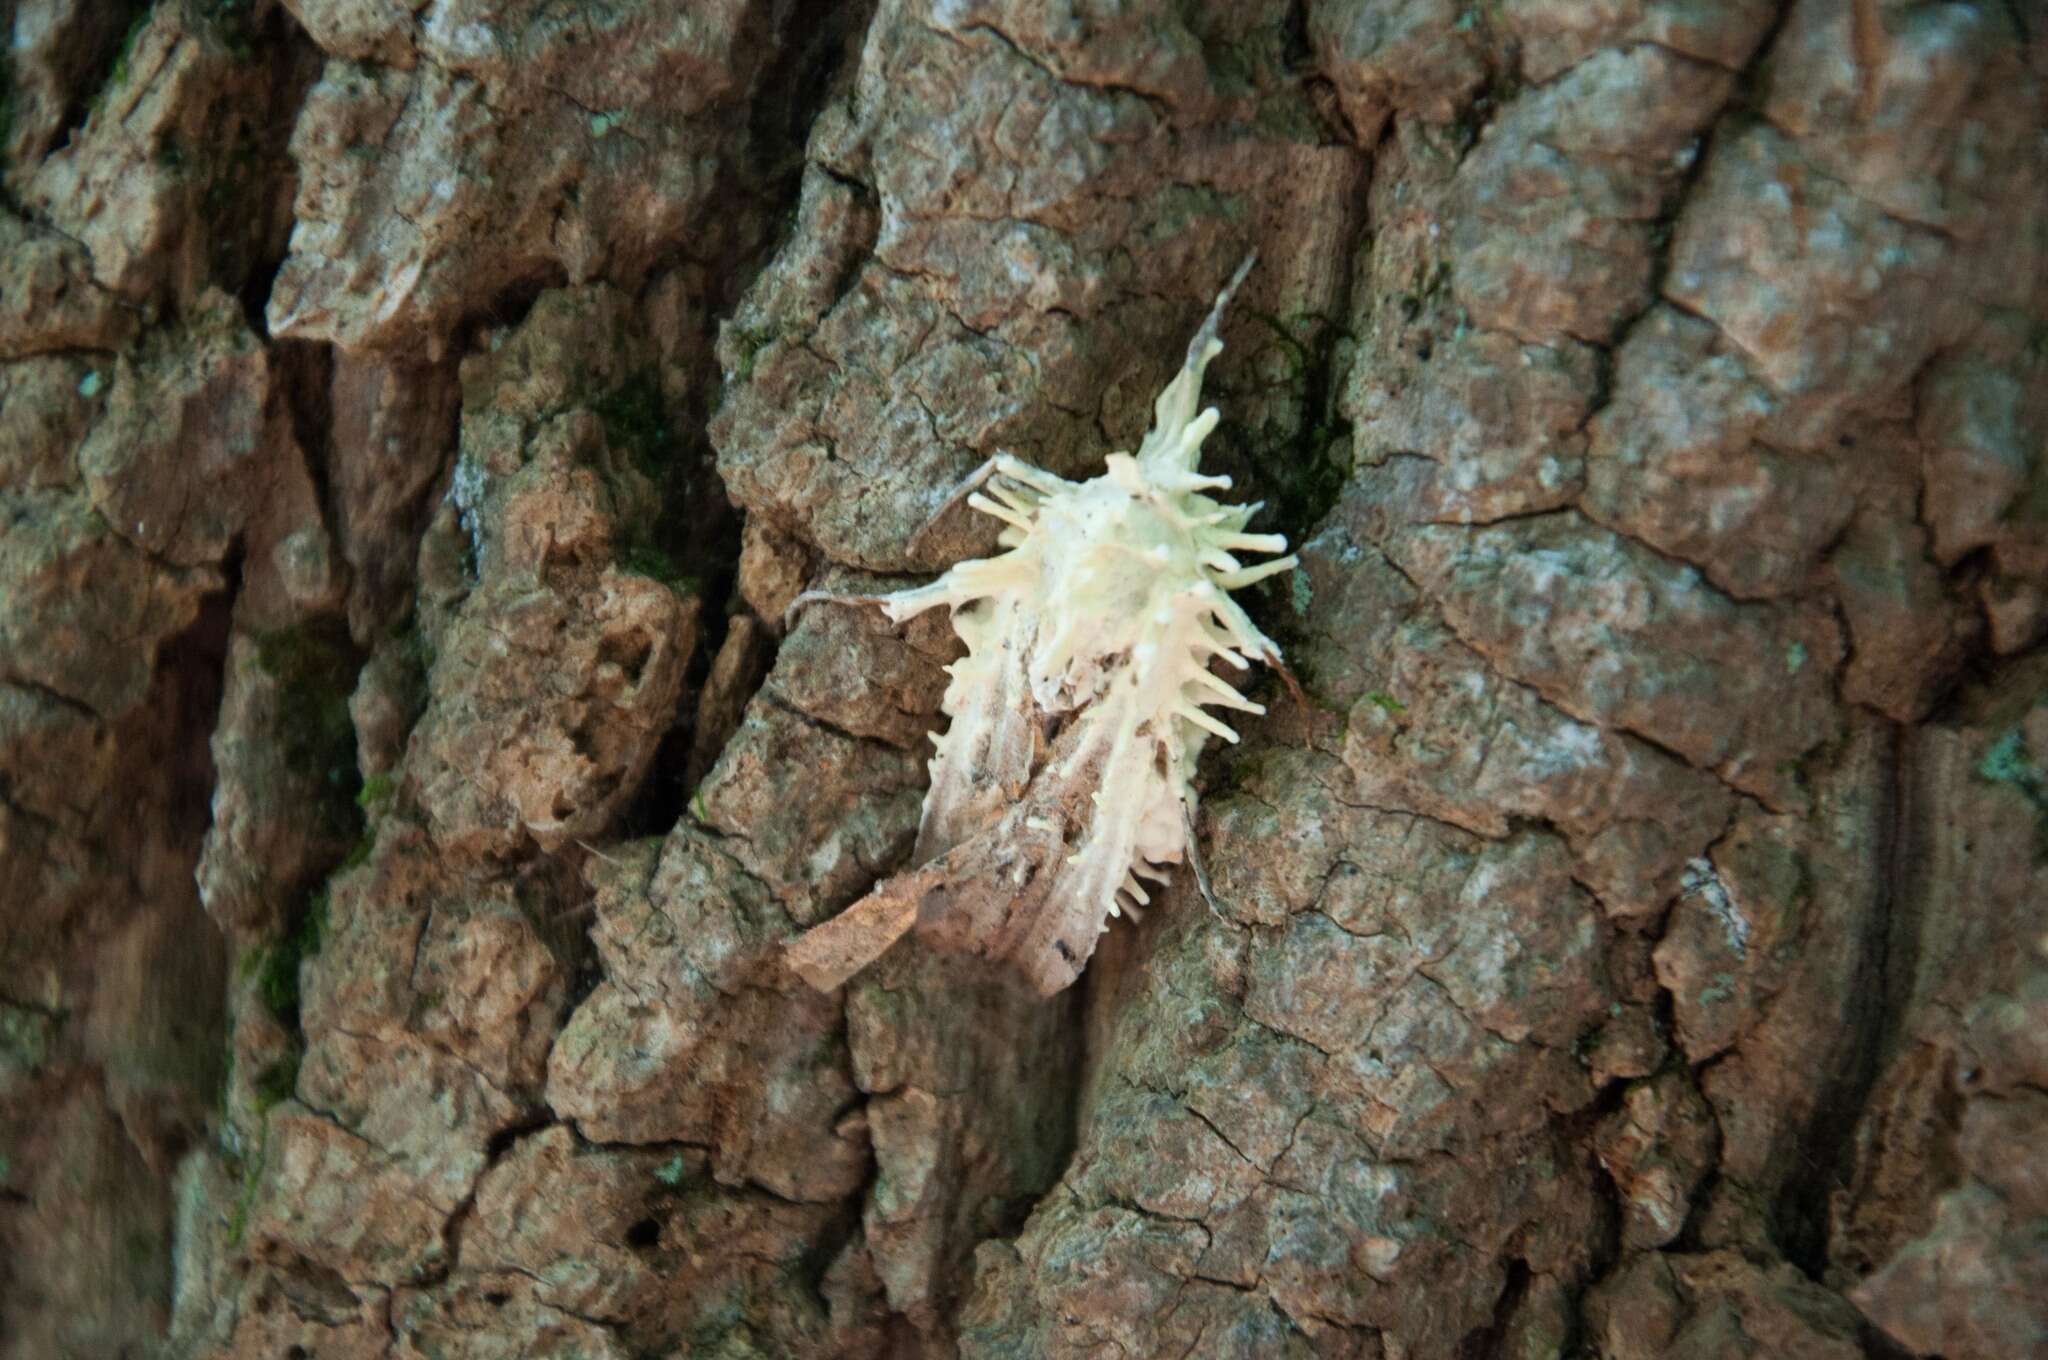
[788,702,1181,996]
[785,592,1055,993]
[998,707,1182,993]
[914,592,1042,862]
[782,877,924,993]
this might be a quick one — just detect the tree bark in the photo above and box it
[2,1,2045,1357]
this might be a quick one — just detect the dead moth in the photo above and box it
[785,257,1295,995]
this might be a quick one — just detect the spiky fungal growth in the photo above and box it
[785,258,1295,994]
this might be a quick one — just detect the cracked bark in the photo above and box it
[3,1,2045,1358]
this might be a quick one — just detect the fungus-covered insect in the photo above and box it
[785,257,1295,994]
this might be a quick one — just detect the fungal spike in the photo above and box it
[966,492,1034,532]
[990,494,1041,524]
[1174,408,1221,461]
[1203,598,1271,652]
[1189,669,1265,713]
[993,454,1073,495]
[1195,632,1252,669]
[1176,705,1241,743]
[1213,555,1301,590]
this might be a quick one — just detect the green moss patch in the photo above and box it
[1977,723,2048,857]
[252,620,365,835]
[593,370,681,479]
[244,889,328,1031]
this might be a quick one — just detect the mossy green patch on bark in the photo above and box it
[241,888,328,1032]
[1976,721,2048,856]
[252,620,365,835]
[593,369,681,480]
[0,1002,57,1083]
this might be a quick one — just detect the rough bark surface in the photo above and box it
[2,1,2045,1357]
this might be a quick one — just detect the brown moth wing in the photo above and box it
[915,698,1173,995]
[784,680,1182,995]
[992,705,1178,993]
[784,710,1083,994]
[784,585,1052,992]
[781,794,1065,994]
[781,881,925,993]
[911,785,1071,974]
